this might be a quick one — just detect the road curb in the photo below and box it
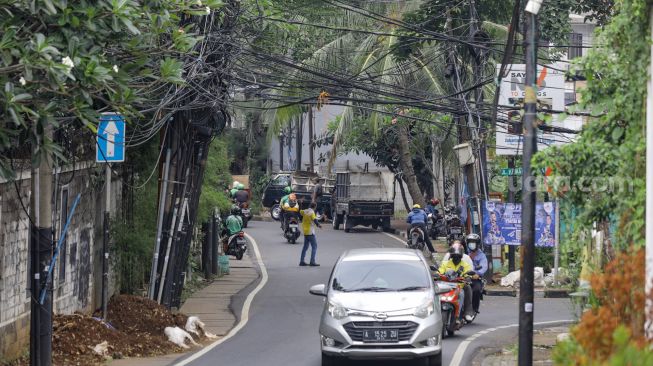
[485,288,517,297]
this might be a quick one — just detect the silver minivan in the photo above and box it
[309,248,443,366]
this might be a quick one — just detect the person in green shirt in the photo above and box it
[225,206,243,236]
[279,186,292,229]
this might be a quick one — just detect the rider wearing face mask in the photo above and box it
[438,243,475,322]
[466,233,488,315]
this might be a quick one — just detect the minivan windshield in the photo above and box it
[331,259,430,292]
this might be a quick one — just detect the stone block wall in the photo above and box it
[0,164,121,361]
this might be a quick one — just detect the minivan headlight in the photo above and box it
[327,301,348,319]
[414,299,435,318]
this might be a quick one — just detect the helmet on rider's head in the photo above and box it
[430,199,439,206]
[449,244,464,265]
[466,233,481,251]
[284,186,292,194]
[231,205,241,215]
[413,204,421,209]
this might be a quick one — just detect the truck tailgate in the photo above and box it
[349,201,394,216]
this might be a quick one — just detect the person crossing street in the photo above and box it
[299,202,322,267]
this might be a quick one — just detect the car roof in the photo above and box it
[340,248,422,262]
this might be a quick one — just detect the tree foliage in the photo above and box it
[533,0,646,250]
[0,0,223,178]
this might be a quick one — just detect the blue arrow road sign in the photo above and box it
[96,113,126,163]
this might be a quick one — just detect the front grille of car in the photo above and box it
[343,321,419,342]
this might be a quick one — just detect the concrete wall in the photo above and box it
[0,163,120,361]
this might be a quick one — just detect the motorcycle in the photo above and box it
[444,205,465,242]
[427,212,446,240]
[407,226,427,250]
[238,202,252,228]
[433,269,474,337]
[224,231,247,260]
[284,212,301,244]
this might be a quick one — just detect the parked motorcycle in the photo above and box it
[427,212,446,240]
[284,212,301,244]
[224,231,247,260]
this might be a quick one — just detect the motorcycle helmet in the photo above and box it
[231,205,240,215]
[466,233,481,251]
[430,199,439,206]
[413,204,421,209]
[449,244,464,265]
[284,186,292,194]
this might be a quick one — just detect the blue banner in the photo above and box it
[482,201,556,247]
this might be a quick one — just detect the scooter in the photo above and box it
[284,213,301,244]
[408,226,427,251]
[224,231,247,260]
[427,212,446,240]
[444,206,465,242]
[434,270,473,337]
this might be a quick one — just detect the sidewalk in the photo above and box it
[472,326,570,366]
[110,254,259,366]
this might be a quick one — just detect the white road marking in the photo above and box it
[449,319,574,366]
[174,233,269,366]
[383,232,408,247]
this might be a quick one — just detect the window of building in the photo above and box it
[569,33,583,59]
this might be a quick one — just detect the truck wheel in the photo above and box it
[382,218,391,232]
[372,223,378,231]
[332,212,340,230]
[343,215,351,233]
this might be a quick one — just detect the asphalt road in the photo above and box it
[181,221,574,366]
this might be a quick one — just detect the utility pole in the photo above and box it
[279,132,284,171]
[508,156,516,272]
[296,117,303,171]
[30,124,53,366]
[308,106,314,172]
[519,1,542,364]
[102,164,110,319]
[645,5,653,340]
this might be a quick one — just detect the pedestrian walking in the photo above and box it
[299,202,322,267]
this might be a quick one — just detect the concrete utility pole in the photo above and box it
[296,116,303,171]
[519,1,542,364]
[645,5,653,340]
[30,124,53,366]
[308,106,315,172]
[508,157,516,272]
[102,163,110,319]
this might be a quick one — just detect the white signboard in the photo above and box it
[496,64,576,155]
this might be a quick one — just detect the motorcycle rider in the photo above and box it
[442,240,474,268]
[234,184,249,206]
[438,244,475,322]
[223,205,243,249]
[406,204,435,257]
[279,186,292,229]
[425,198,440,215]
[466,233,487,315]
[282,193,300,232]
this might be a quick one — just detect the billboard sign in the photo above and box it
[496,64,575,155]
[482,201,557,247]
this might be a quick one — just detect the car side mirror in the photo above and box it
[309,284,327,297]
[429,265,438,272]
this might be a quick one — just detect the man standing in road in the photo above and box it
[311,178,324,217]
[299,202,322,267]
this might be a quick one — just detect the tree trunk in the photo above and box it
[397,123,425,208]
[396,177,410,211]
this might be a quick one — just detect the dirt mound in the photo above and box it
[107,295,188,335]
[49,295,199,365]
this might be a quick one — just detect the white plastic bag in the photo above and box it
[164,326,199,349]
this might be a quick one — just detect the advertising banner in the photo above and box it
[482,201,557,247]
[495,64,578,155]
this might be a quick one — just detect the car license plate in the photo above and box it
[242,209,250,214]
[289,224,298,228]
[450,227,462,234]
[362,329,399,342]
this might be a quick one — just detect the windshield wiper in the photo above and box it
[345,286,391,292]
[395,286,427,291]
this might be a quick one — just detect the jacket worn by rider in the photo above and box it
[282,200,300,213]
[225,215,243,236]
[406,208,428,225]
[438,258,472,276]
[469,250,488,276]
